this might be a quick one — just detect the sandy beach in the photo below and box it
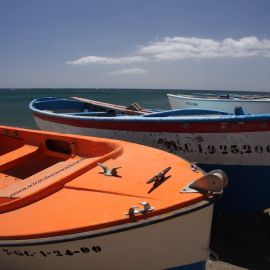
[206,211,270,270]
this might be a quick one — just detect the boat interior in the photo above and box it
[33,98,125,116]
[31,97,237,118]
[0,127,122,213]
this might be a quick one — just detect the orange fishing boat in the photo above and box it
[0,125,227,270]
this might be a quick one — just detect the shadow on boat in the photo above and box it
[209,212,270,270]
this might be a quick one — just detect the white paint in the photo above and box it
[35,117,270,166]
[0,204,213,270]
[167,94,270,114]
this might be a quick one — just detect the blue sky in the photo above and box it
[0,0,270,91]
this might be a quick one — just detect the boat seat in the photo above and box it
[0,156,93,210]
[0,144,39,171]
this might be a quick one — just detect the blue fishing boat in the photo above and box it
[29,96,270,213]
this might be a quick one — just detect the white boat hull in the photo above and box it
[34,117,270,166]
[167,94,270,114]
[33,116,270,213]
[0,202,213,270]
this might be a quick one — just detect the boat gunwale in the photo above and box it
[0,197,216,247]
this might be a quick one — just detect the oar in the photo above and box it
[71,96,150,115]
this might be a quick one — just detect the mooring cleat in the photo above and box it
[126,202,154,216]
[146,167,172,193]
[97,162,121,177]
[146,166,171,184]
[139,201,154,213]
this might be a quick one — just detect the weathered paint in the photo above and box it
[34,117,270,166]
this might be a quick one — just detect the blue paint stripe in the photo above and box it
[166,261,206,270]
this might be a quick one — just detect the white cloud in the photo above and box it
[108,68,148,75]
[138,36,270,60]
[66,36,270,66]
[66,55,147,65]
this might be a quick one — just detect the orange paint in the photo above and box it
[0,125,208,240]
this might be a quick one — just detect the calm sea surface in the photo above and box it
[0,88,268,129]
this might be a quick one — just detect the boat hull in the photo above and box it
[0,202,213,270]
[167,94,270,114]
[34,115,270,213]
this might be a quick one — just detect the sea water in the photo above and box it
[0,88,267,129]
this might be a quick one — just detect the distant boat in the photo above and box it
[167,93,270,114]
[0,125,225,270]
[29,96,270,213]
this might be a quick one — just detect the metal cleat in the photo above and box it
[126,201,154,216]
[139,202,154,213]
[190,162,199,172]
[180,169,228,194]
[126,206,140,216]
[146,166,171,184]
[146,167,171,193]
[97,162,121,177]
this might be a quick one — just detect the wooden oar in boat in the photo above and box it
[71,96,152,115]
